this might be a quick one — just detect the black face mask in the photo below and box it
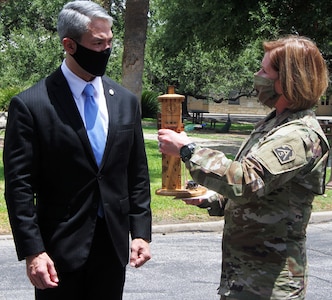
[71,41,111,76]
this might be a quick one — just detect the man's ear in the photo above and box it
[62,38,76,55]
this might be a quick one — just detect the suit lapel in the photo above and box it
[100,77,119,167]
[46,68,96,163]
[46,69,122,168]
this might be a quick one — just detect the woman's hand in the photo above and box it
[158,129,192,156]
[182,199,206,206]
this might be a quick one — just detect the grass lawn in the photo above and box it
[0,120,331,234]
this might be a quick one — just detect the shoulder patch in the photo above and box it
[273,145,295,164]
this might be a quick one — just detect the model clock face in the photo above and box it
[164,101,178,127]
[159,96,184,131]
[166,102,177,114]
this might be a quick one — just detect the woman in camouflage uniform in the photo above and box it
[158,35,330,300]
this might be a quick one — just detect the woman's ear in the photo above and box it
[274,78,283,95]
[62,38,76,55]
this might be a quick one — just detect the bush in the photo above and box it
[141,90,160,119]
[0,86,23,111]
[0,28,63,90]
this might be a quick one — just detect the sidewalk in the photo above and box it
[2,222,332,300]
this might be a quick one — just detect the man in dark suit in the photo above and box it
[3,1,152,299]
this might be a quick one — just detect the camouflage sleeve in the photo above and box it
[187,127,326,200]
[246,130,307,197]
[186,147,247,201]
[251,127,328,196]
[197,193,227,216]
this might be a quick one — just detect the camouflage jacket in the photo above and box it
[186,109,330,299]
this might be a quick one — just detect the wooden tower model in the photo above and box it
[156,86,206,198]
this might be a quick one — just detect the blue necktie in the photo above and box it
[83,84,106,217]
[83,84,106,166]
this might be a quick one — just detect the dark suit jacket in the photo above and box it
[3,67,152,271]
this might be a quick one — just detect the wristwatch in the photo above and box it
[180,143,196,162]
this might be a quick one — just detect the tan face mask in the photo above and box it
[253,74,281,108]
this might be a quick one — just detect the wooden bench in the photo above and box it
[209,118,217,129]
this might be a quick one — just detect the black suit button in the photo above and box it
[92,203,98,209]
[97,175,103,180]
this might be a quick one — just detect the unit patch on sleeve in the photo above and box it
[273,145,295,164]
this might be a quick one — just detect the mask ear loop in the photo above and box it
[62,37,77,55]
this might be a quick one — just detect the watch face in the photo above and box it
[180,143,196,162]
[181,147,190,157]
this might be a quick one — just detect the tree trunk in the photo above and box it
[122,0,149,106]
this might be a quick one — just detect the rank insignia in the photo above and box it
[273,145,295,164]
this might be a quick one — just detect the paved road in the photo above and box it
[1,220,332,299]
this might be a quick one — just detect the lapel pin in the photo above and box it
[109,88,115,96]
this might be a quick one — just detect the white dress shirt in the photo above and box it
[61,60,109,138]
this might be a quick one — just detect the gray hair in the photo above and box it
[57,1,113,42]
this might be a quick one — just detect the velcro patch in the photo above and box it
[273,145,295,164]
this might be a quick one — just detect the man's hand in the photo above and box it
[26,252,59,290]
[130,238,151,268]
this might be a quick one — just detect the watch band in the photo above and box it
[180,143,196,162]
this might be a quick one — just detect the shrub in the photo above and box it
[0,86,23,111]
[141,90,160,118]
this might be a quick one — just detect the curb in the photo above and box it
[152,211,332,234]
[152,220,225,234]
[1,211,332,240]
[308,210,332,224]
